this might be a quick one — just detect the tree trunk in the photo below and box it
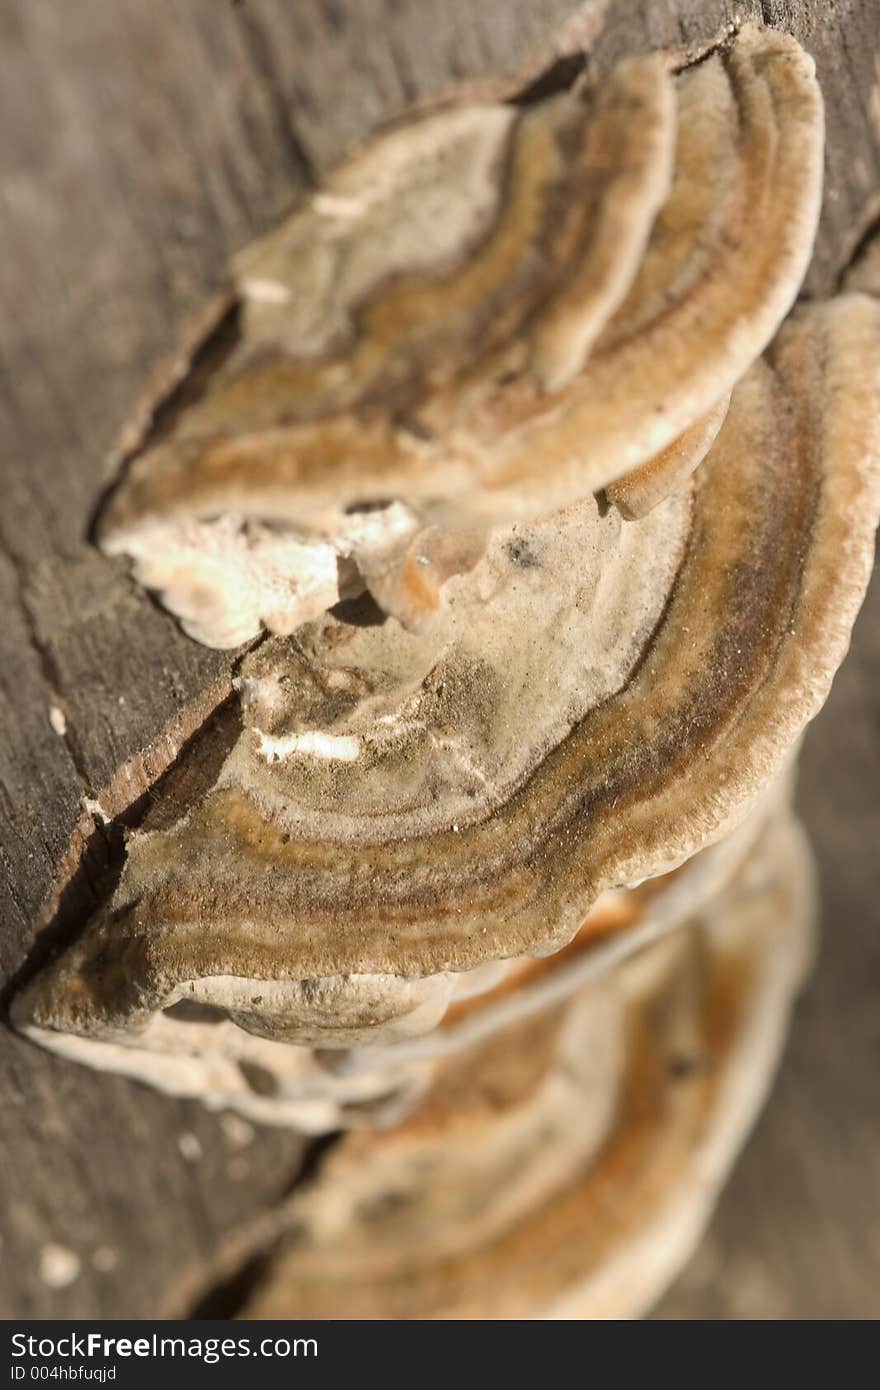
[1,0,878,1318]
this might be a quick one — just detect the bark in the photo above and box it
[0,0,878,1317]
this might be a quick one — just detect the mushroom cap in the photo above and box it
[96,55,674,646]
[231,811,815,1319]
[416,24,824,507]
[13,782,775,1117]
[96,25,823,648]
[15,291,880,1059]
[27,291,877,997]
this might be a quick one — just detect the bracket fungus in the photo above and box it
[13,23,880,1319]
[95,24,823,647]
[231,812,815,1320]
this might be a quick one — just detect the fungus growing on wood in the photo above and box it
[18,284,880,1050]
[229,813,816,1319]
[95,24,822,649]
[14,789,772,1130]
[13,21,880,1321]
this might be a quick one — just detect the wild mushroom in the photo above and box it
[226,811,814,1319]
[95,24,822,648]
[95,54,673,645]
[14,782,775,1129]
[11,23,878,1322]
[17,276,879,1070]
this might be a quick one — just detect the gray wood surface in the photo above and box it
[0,0,877,1319]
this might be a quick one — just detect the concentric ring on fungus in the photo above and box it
[14,295,880,1054]
[13,784,775,1118]
[229,812,816,1319]
[95,25,824,649]
[12,27,880,1166]
[11,16,880,1330]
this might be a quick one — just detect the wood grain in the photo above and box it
[0,0,877,1318]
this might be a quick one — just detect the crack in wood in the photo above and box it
[0,537,96,802]
[3,678,241,1023]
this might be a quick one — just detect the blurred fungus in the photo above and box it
[13,23,880,1321]
[236,814,816,1318]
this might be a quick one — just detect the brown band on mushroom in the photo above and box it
[95,57,674,647]
[15,292,880,1048]
[100,55,673,460]
[337,777,789,1070]
[228,814,814,1318]
[524,55,675,390]
[95,27,822,652]
[605,393,731,520]
[220,56,674,421]
[448,23,824,500]
[13,769,775,1100]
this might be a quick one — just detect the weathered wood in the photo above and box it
[0,0,877,1318]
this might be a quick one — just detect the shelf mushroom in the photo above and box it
[12,21,880,1322]
[168,811,816,1319]
[15,287,880,1064]
[13,785,773,1131]
[95,24,823,647]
